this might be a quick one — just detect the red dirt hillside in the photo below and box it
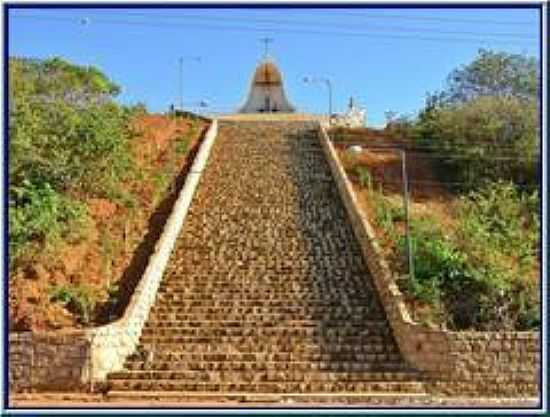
[331,127,457,258]
[9,114,209,332]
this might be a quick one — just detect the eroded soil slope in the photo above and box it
[10,114,209,331]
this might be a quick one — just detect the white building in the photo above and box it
[332,97,366,128]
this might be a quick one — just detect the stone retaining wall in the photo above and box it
[9,120,219,392]
[318,125,540,397]
[9,332,92,392]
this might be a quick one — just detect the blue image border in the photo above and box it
[2,1,547,414]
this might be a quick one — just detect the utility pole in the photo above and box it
[178,57,183,111]
[358,147,415,282]
[325,79,333,119]
[303,76,333,123]
[400,149,414,281]
[178,56,201,111]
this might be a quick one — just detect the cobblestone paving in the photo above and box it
[106,121,426,400]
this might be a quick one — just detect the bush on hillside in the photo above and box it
[9,57,136,269]
[415,96,538,189]
[396,49,541,191]
[394,181,540,330]
[9,180,87,268]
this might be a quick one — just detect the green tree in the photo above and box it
[421,96,538,187]
[444,49,538,104]
[9,56,121,108]
[412,49,539,190]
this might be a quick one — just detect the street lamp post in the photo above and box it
[325,78,333,118]
[178,57,183,111]
[303,76,333,123]
[179,100,209,108]
[181,100,210,116]
[178,56,201,111]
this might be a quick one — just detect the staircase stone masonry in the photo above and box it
[106,120,427,401]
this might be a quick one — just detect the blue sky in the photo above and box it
[8,6,540,126]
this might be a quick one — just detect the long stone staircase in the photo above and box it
[106,121,426,403]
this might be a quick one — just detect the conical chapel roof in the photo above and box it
[252,58,283,85]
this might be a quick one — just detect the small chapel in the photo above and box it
[238,58,296,113]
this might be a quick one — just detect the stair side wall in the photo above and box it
[318,124,540,397]
[8,120,219,392]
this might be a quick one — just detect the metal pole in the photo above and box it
[400,149,414,280]
[171,124,176,194]
[327,80,332,117]
[179,57,185,112]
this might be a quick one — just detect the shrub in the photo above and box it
[355,165,372,189]
[175,136,189,155]
[400,218,488,328]
[459,181,539,266]
[339,150,359,172]
[416,96,538,189]
[9,56,138,267]
[49,283,96,325]
[394,182,540,330]
[9,179,87,268]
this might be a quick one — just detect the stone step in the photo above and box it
[108,370,422,383]
[161,270,366,275]
[138,331,393,344]
[139,326,392,338]
[107,379,425,394]
[160,270,367,276]
[142,318,387,327]
[147,306,380,316]
[136,340,398,354]
[154,289,375,297]
[147,300,381,311]
[157,284,374,294]
[148,297,377,305]
[208,153,322,160]
[155,288,376,297]
[147,313,386,322]
[125,351,403,364]
[143,305,380,316]
[160,273,368,280]
[208,141,321,148]
[105,390,429,404]
[123,360,411,373]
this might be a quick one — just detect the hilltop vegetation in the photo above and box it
[9,57,208,330]
[10,57,134,265]
[336,49,540,331]
[387,49,539,190]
